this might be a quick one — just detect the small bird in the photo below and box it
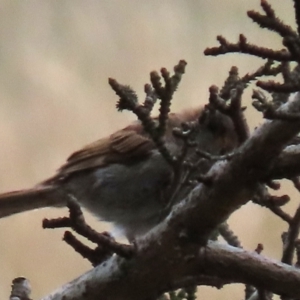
[0,107,237,240]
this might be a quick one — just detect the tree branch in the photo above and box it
[41,242,300,300]
[200,242,300,297]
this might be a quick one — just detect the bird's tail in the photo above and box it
[0,186,68,218]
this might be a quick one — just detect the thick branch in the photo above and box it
[42,242,300,300]
[200,242,300,295]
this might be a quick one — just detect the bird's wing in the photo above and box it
[44,108,203,181]
[57,126,155,176]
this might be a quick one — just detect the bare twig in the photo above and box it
[43,198,134,262]
[205,34,291,61]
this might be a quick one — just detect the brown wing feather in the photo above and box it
[57,128,154,176]
[46,107,203,180]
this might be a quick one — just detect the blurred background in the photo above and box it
[0,0,297,299]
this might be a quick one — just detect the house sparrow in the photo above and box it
[0,107,237,240]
